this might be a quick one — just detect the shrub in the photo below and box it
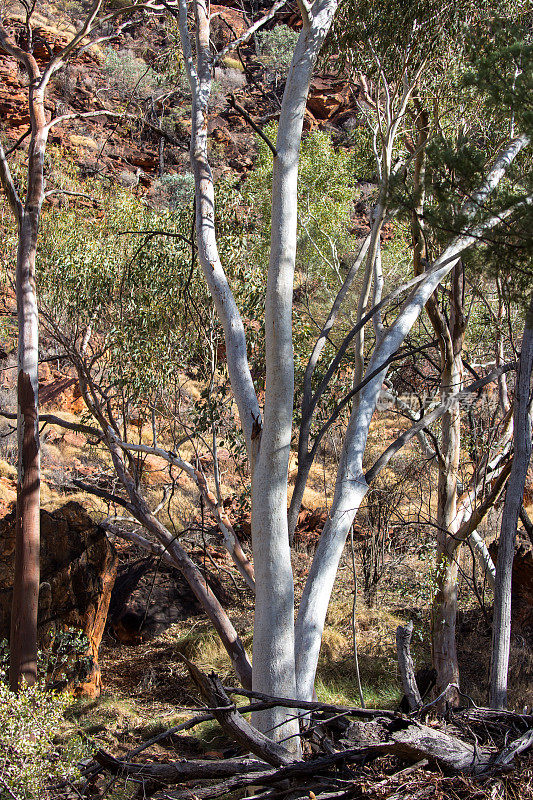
[153,172,195,210]
[103,47,164,99]
[256,26,299,82]
[0,644,89,799]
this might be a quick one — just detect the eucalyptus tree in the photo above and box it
[0,0,167,689]
[10,0,530,737]
[325,0,532,704]
[171,0,530,744]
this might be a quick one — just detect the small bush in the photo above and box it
[103,48,164,99]
[256,26,299,81]
[213,66,246,92]
[152,172,195,210]
[0,639,91,799]
[0,681,89,798]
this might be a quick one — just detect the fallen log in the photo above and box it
[99,743,393,791]
[182,657,295,767]
[88,666,533,800]
[94,750,272,782]
[387,719,494,774]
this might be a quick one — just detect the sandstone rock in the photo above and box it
[0,502,117,696]
[490,531,533,641]
[307,76,352,121]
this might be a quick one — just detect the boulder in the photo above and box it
[0,502,117,696]
[307,76,353,121]
[108,556,232,643]
[489,531,533,641]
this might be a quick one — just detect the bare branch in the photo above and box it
[365,362,517,483]
[39,0,104,86]
[109,436,255,590]
[228,95,277,157]
[0,141,23,224]
[0,409,101,438]
[214,0,289,64]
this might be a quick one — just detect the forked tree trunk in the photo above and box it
[251,0,338,751]
[490,292,533,709]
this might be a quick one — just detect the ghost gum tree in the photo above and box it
[169,0,531,748]
[1,0,529,736]
[35,0,525,741]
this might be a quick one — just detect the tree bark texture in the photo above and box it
[490,291,533,709]
[251,0,338,749]
[396,621,422,711]
[0,33,48,689]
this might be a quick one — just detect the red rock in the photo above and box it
[210,5,247,49]
[0,502,117,696]
[307,75,354,121]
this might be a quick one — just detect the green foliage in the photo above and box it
[330,0,528,82]
[103,47,166,99]
[0,641,89,799]
[232,127,376,422]
[154,172,195,210]
[244,126,358,278]
[256,26,299,80]
[38,185,209,404]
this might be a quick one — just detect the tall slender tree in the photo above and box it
[0,0,160,689]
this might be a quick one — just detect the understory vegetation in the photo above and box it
[0,0,532,796]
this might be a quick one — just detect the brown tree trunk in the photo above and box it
[5,54,47,690]
[411,103,465,705]
[430,275,465,706]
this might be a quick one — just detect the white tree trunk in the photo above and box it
[251,0,338,749]
[295,135,530,701]
[490,292,533,709]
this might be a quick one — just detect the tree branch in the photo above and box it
[214,0,289,64]
[0,141,23,224]
[365,362,517,483]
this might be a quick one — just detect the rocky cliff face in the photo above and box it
[490,531,533,643]
[0,502,117,696]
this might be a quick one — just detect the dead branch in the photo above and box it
[182,658,295,767]
[222,686,397,719]
[396,621,422,712]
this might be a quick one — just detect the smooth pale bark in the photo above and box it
[469,531,496,589]
[178,0,260,459]
[295,135,530,701]
[251,0,338,748]
[490,292,533,709]
[288,233,372,541]
[0,27,48,689]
